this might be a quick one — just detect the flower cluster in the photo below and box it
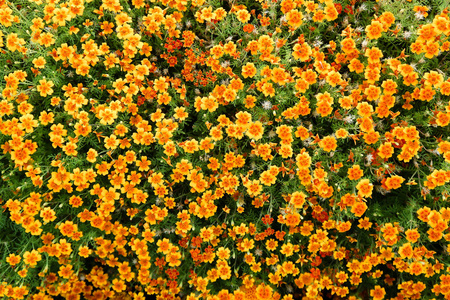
[1,0,450,299]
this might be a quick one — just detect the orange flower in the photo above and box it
[290,191,306,208]
[380,11,395,27]
[271,67,288,85]
[23,250,42,267]
[236,9,250,23]
[437,112,450,126]
[348,165,363,181]
[326,70,342,87]
[363,130,380,145]
[409,261,424,276]
[36,78,54,97]
[336,221,352,233]
[398,242,413,259]
[316,101,333,117]
[312,9,326,22]
[6,254,21,266]
[286,9,303,29]
[293,43,312,61]
[356,179,373,198]
[79,246,92,258]
[357,101,374,117]
[255,283,273,299]
[294,126,309,140]
[419,85,435,102]
[378,142,394,159]
[10,147,31,166]
[365,47,383,63]
[59,221,77,237]
[405,229,420,243]
[260,170,276,186]
[424,40,440,59]
[427,228,443,242]
[358,217,373,230]
[366,21,384,40]
[341,37,355,53]
[370,285,386,300]
[69,195,83,208]
[351,201,368,217]
[349,58,364,73]
[32,56,46,69]
[245,179,262,197]
[335,128,348,139]
[381,223,399,242]
[319,136,337,152]
[40,207,56,224]
[385,175,405,190]
[58,264,73,279]
[246,121,264,140]
[242,62,257,78]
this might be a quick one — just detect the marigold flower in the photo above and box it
[385,175,405,190]
[286,9,303,29]
[246,121,264,140]
[335,128,348,139]
[363,130,380,145]
[336,221,351,232]
[366,21,384,40]
[377,142,393,159]
[293,43,312,61]
[370,285,386,300]
[236,9,250,23]
[23,250,42,267]
[405,228,420,243]
[351,201,368,217]
[6,254,21,266]
[36,79,54,97]
[356,179,373,198]
[319,136,337,152]
[347,165,363,181]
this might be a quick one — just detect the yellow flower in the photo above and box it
[36,78,54,97]
[23,250,42,267]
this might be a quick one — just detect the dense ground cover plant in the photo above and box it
[1,0,450,298]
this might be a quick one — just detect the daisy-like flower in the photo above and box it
[314,39,323,47]
[262,100,272,110]
[361,39,369,49]
[358,3,367,12]
[415,11,425,20]
[302,138,313,146]
[343,115,355,124]
[268,130,276,138]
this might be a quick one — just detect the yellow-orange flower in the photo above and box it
[319,136,337,152]
[370,285,386,300]
[36,78,54,97]
[356,179,373,198]
[385,175,405,190]
[366,21,384,40]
